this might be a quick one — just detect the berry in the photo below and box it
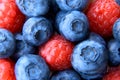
[0,28,15,58]
[113,18,120,41]
[39,34,74,71]
[12,33,35,61]
[56,10,89,42]
[55,0,89,11]
[71,40,108,79]
[0,0,25,33]
[0,59,16,80]
[87,0,120,38]
[108,39,120,66]
[22,17,53,46]
[51,69,81,80]
[16,0,49,17]
[15,54,50,80]
[103,66,120,80]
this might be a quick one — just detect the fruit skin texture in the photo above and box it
[71,40,108,79]
[0,0,25,34]
[39,34,74,71]
[87,0,120,38]
[0,28,16,58]
[56,10,89,42]
[103,66,120,80]
[15,54,50,80]
[51,69,81,80]
[108,39,120,66]
[22,17,53,46]
[0,59,16,80]
[16,0,49,17]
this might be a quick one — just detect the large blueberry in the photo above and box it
[71,40,108,79]
[51,69,81,80]
[15,54,50,80]
[56,10,89,42]
[0,28,15,58]
[12,33,35,61]
[108,39,120,66]
[16,0,49,17]
[113,18,120,41]
[55,0,89,11]
[88,32,106,46]
[22,17,53,46]
[115,0,120,5]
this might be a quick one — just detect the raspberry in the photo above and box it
[0,0,25,33]
[0,59,16,80]
[87,0,120,38]
[39,34,74,71]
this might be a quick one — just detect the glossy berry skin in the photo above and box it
[12,33,35,61]
[15,54,50,80]
[0,0,25,34]
[113,18,120,41]
[51,69,81,80]
[0,28,15,58]
[71,40,108,79]
[39,34,74,71]
[88,32,106,46]
[56,10,89,42]
[103,66,120,80]
[108,39,120,66]
[55,0,89,11]
[16,0,49,17]
[87,0,120,38]
[0,59,16,80]
[22,17,53,46]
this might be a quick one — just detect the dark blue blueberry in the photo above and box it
[88,32,106,46]
[12,33,35,61]
[56,10,89,42]
[51,69,81,80]
[55,0,89,11]
[115,0,120,5]
[15,54,50,80]
[0,28,15,58]
[16,0,49,17]
[71,40,108,79]
[113,18,120,41]
[108,39,120,66]
[22,17,53,46]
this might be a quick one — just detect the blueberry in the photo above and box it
[0,28,15,58]
[56,10,89,42]
[12,33,35,61]
[15,54,50,80]
[51,69,81,80]
[88,32,106,46]
[22,17,53,46]
[108,39,120,66]
[16,0,49,17]
[55,0,89,11]
[71,40,108,79]
[113,18,120,41]
[115,0,120,5]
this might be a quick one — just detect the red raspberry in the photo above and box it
[103,66,120,80]
[0,0,25,33]
[87,0,120,38]
[39,34,74,71]
[0,59,16,80]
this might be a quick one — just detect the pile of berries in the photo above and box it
[1,0,120,80]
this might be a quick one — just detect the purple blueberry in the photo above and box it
[56,10,89,42]
[15,54,50,80]
[71,40,108,79]
[51,69,81,80]
[108,39,120,66]
[22,17,53,46]
[0,28,15,58]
